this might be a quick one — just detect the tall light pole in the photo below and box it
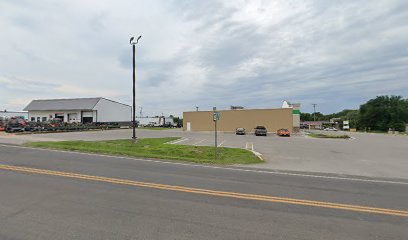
[130,35,142,143]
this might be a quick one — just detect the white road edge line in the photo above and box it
[164,139,180,144]
[1,144,407,185]
[193,139,205,146]
[170,138,189,144]
[218,140,225,147]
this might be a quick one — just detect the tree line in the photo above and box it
[300,95,408,132]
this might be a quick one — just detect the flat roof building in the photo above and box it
[23,97,131,123]
[183,108,294,133]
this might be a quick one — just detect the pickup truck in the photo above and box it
[254,126,267,136]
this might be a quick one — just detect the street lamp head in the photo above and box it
[130,35,142,45]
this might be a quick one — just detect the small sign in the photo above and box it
[213,112,220,121]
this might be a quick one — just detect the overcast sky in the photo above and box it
[1,0,408,116]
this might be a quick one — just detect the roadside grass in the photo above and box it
[308,133,350,139]
[26,137,262,164]
[138,127,175,130]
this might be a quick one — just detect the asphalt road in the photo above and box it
[0,144,407,239]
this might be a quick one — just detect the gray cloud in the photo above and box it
[1,0,407,116]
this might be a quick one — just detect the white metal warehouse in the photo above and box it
[23,98,131,123]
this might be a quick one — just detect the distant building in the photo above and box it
[136,116,175,127]
[0,110,28,120]
[23,98,130,123]
[301,121,331,130]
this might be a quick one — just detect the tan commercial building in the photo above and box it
[183,108,294,133]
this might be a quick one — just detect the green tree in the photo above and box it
[300,113,313,121]
[359,95,408,132]
[300,112,328,121]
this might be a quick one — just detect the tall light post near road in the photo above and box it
[130,35,142,143]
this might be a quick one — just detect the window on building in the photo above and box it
[37,117,40,122]
[31,117,35,122]
[42,117,47,122]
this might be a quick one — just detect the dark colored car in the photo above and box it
[254,126,267,136]
[277,128,290,137]
[235,127,246,135]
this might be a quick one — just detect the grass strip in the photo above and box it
[138,127,175,130]
[26,137,262,164]
[308,133,350,139]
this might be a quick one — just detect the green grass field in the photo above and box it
[26,138,262,164]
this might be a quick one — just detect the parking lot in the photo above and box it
[1,129,407,179]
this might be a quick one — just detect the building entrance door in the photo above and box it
[68,113,78,123]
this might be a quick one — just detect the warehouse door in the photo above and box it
[187,122,191,131]
[68,113,78,123]
[82,111,94,123]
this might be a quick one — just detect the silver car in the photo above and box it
[235,128,246,135]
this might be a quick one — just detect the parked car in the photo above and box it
[235,127,246,135]
[324,127,337,131]
[277,128,290,137]
[254,126,267,136]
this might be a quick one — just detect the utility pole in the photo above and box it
[312,104,317,121]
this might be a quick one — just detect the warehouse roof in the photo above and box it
[23,97,130,111]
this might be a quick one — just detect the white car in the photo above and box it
[324,127,337,131]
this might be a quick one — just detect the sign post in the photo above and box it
[213,107,219,160]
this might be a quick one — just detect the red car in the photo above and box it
[277,128,290,137]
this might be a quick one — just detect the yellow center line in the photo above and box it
[0,164,407,217]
